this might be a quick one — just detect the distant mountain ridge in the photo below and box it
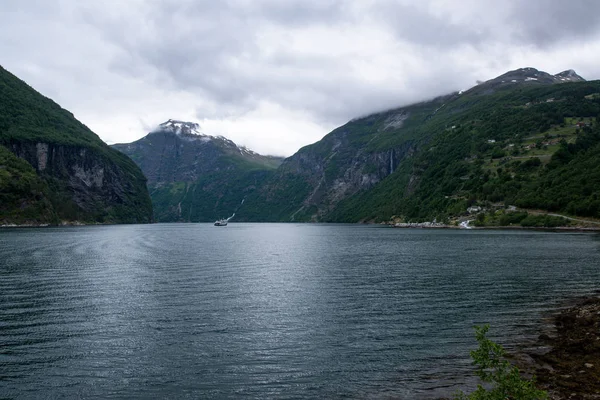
[112,120,283,222]
[487,67,585,85]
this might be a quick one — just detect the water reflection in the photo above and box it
[1,225,599,398]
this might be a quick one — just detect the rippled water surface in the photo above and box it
[1,224,600,399]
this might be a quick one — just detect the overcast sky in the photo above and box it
[2,0,600,156]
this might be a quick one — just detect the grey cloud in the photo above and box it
[1,0,56,14]
[2,0,600,155]
[374,0,600,51]
[506,0,600,47]
[78,0,600,128]
[77,1,414,123]
[81,1,258,107]
[77,1,502,122]
[373,2,491,49]
[255,0,349,27]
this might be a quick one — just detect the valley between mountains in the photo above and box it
[2,65,600,227]
[112,67,600,227]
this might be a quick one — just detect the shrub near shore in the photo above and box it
[472,210,571,228]
[456,325,547,400]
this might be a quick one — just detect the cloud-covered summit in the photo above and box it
[2,0,600,156]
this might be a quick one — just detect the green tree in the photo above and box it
[456,325,547,400]
[476,213,486,224]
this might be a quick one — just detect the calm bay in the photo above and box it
[1,224,599,399]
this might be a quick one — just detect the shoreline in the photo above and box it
[513,296,600,399]
[389,223,600,232]
[0,221,95,228]
[2,220,600,232]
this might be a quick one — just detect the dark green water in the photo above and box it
[1,224,599,399]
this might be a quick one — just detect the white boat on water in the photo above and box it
[214,213,235,226]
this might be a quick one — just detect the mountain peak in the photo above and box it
[468,67,586,96]
[554,69,585,82]
[487,67,585,86]
[155,119,203,136]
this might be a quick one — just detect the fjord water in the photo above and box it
[1,224,599,399]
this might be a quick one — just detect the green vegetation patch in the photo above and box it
[456,325,547,399]
[0,145,56,224]
[325,81,600,223]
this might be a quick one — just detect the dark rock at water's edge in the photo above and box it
[515,296,600,399]
[0,65,153,225]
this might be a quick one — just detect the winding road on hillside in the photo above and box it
[525,209,600,225]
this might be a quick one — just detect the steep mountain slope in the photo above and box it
[112,120,283,222]
[240,94,455,221]
[240,68,600,223]
[0,65,153,225]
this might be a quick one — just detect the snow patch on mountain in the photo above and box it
[153,120,275,159]
[156,119,203,135]
[479,67,585,91]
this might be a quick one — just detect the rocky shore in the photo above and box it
[516,296,600,399]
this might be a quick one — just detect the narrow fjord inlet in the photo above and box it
[1,224,599,398]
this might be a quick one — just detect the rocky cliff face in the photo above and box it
[273,128,415,220]
[0,145,56,225]
[241,95,452,221]
[0,65,153,225]
[5,141,151,222]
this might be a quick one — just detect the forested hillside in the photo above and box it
[0,66,153,225]
[239,68,600,224]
